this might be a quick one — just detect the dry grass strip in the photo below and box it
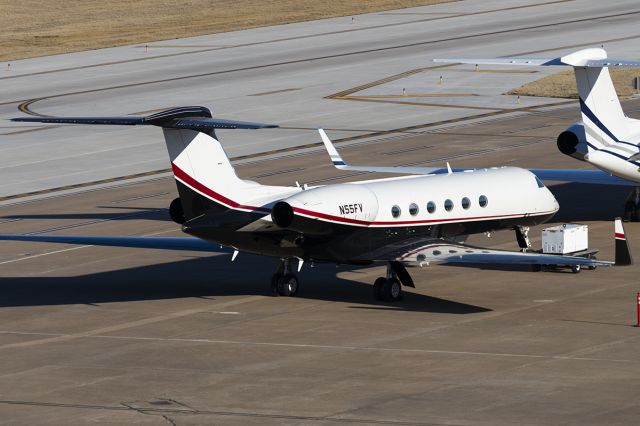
[509,68,640,99]
[0,0,456,62]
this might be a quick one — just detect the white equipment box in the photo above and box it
[542,224,588,254]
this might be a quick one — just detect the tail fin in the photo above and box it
[12,107,280,220]
[164,128,259,220]
[615,217,633,266]
[560,49,640,149]
[434,49,640,148]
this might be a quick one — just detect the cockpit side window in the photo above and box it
[535,177,545,188]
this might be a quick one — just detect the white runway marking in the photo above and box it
[0,330,632,363]
[0,296,264,350]
[0,245,89,265]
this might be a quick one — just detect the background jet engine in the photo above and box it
[169,198,185,224]
[557,123,588,160]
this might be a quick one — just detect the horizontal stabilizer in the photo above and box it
[434,48,640,68]
[433,57,563,66]
[11,106,278,131]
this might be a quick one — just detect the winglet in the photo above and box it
[318,128,347,169]
[446,162,452,174]
[615,217,633,266]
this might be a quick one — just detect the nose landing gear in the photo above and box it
[515,226,531,252]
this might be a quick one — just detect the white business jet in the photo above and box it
[0,106,631,302]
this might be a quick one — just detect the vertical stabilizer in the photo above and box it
[164,128,247,192]
[615,217,633,266]
[562,49,627,148]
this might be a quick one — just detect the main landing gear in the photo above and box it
[270,259,414,302]
[271,258,300,297]
[373,262,415,302]
[623,187,640,222]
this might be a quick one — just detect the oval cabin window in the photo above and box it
[427,201,436,214]
[391,205,401,218]
[461,197,471,210]
[409,203,419,216]
[444,199,454,212]
[479,195,488,208]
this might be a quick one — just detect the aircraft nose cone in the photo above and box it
[550,192,560,212]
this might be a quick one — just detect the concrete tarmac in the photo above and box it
[0,101,639,425]
[3,0,640,196]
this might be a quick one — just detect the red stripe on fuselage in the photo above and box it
[171,162,553,227]
[293,206,553,227]
[171,163,270,213]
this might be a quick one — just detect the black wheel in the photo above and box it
[381,279,402,302]
[623,203,640,222]
[270,273,281,295]
[277,274,299,297]
[531,264,542,272]
[373,277,386,301]
[571,264,581,274]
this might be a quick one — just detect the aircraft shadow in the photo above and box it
[549,182,632,222]
[0,254,490,314]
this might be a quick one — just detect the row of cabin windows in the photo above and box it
[391,195,488,218]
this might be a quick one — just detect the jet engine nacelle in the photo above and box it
[557,123,588,161]
[271,184,379,234]
[169,198,185,224]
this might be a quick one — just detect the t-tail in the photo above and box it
[434,49,640,181]
[11,107,294,224]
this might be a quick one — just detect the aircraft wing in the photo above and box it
[0,234,233,253]
[528,169,637,186]
[359,218,631,269]
[394,241,612,267]
[319,130,637,185]
[360,238,612,268]
[318,129,451,175]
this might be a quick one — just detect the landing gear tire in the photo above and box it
[276,274,299,297]
[373,277,386,301]
[270,273,280,295]
[571,264,581,274]
[531,264,542,272]
[623,188,640,222]
[374,278,402,302]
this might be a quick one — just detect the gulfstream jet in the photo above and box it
[434,48,640,220]
[1,107,631,302]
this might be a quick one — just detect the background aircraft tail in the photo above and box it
[434,48,640,150]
